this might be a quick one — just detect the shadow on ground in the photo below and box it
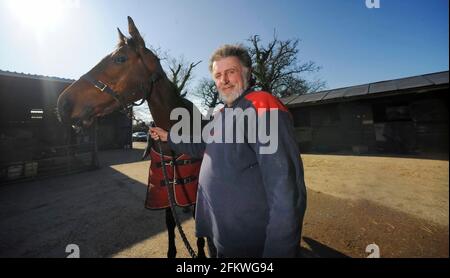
[0,148,195,258]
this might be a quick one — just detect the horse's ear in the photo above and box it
[117,28,126,47]
[127,16,145,49]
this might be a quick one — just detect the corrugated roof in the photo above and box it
[297,91,330,103]
[283,70,448,106]
[0,69,75,83]
[423,71,449,85]
[323,84,369,101]
[279,94,298,103]
[395,75,433,90]
[368,80,397,94]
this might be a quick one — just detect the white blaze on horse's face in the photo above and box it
[212,56,248,106]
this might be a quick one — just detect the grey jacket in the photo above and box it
[168,89,307,257]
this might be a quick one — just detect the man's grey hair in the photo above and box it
[209,44,252,74]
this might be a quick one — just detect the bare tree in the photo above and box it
[192,78,221,109]
[166,56,201,98]
[277,76,327,97]
[247,34,326,97]
[306,78,327,94]
[130,51,202,123]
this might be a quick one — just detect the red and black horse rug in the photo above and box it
[145,148,201,209]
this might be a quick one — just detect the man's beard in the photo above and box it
[218,76,249,106]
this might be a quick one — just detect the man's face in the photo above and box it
[212,56,249,105]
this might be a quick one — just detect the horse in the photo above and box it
[56,16,207,258]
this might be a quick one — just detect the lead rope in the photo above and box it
[125,94,197,258]
[155,139,197,259]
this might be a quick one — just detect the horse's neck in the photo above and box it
[147,77,182,127]
[147,77,188,155]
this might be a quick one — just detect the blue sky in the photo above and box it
[0,0,448,94]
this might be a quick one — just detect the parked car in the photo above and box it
[132,131,148,142]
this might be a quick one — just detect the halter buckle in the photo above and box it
[95,81,108,92]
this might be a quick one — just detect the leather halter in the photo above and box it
[81,58,162,111]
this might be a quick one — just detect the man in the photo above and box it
[150,44,307,258]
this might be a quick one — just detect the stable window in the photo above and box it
[385,105,411,121]
[373,103,412,122]
[312,105,340,126]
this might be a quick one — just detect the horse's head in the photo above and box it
[57,16,164,127]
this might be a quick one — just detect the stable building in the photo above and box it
[282,71,449,157]
[0,70,132,183]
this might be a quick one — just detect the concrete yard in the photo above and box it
[0,142,448,258]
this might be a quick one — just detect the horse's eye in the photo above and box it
[113,56,127,64]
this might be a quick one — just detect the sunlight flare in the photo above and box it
[6,0,79,33]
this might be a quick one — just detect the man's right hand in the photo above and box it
[149,127,168,142]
